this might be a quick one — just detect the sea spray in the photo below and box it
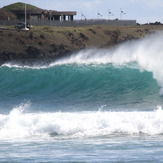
[0,32,163,112]
[1,104,163,140]
[1,32,163,163]
[49,32,163,94]
[4,32,163,93]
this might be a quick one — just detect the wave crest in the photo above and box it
[2,32,163,93]
[0,105,163,140]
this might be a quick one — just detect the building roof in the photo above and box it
[1,2,77,16]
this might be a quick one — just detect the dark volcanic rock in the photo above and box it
[0,25,161,64]
[88,28,96,34]
[79,33,88,41]
[26,46,40,58]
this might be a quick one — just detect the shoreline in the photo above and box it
[0,25,163,65]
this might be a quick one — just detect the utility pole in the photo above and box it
[25,0,27,28]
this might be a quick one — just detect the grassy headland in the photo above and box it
[2,2,40,10]
[0,25,163,64]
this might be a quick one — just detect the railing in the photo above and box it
[0,19,137,27]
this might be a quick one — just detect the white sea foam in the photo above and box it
[1,62,48,69]
[49,32,163,66]
[2,32,163,93]
[50,32,163,95]
[0,103,163,140]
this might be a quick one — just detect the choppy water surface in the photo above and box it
[1,33,163,162]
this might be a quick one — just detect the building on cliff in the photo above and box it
[0,2,77,22]
[0,2,137,26]
[11,9,77,22]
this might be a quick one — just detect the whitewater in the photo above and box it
[1,32,163,162]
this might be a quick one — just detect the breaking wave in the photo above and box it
[0,103,163,140]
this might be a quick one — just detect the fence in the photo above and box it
[0,19,137,27]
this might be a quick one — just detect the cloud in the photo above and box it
[130,0,163,8]
[82,0,101,10]
[43,0,101,12]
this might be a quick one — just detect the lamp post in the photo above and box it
[81,12,86,20]
[24,0,29,30]
[120,9,126,20]
[108,10,113,20]
[97,11,102,19]
[25,0,27,28]
[49,10,52,26]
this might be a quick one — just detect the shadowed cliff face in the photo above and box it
[0,25,162,64]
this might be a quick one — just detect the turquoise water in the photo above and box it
[1,34,163,162]
[0,63,160,113]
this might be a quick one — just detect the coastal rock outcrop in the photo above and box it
[0,25,162,64]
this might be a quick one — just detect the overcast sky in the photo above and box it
[0,0,163,24]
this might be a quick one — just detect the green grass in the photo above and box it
[0,24,163,62]
[2,2,40,10]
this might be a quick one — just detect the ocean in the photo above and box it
[1,33,163,162]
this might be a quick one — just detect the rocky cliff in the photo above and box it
[0,25,163,64]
